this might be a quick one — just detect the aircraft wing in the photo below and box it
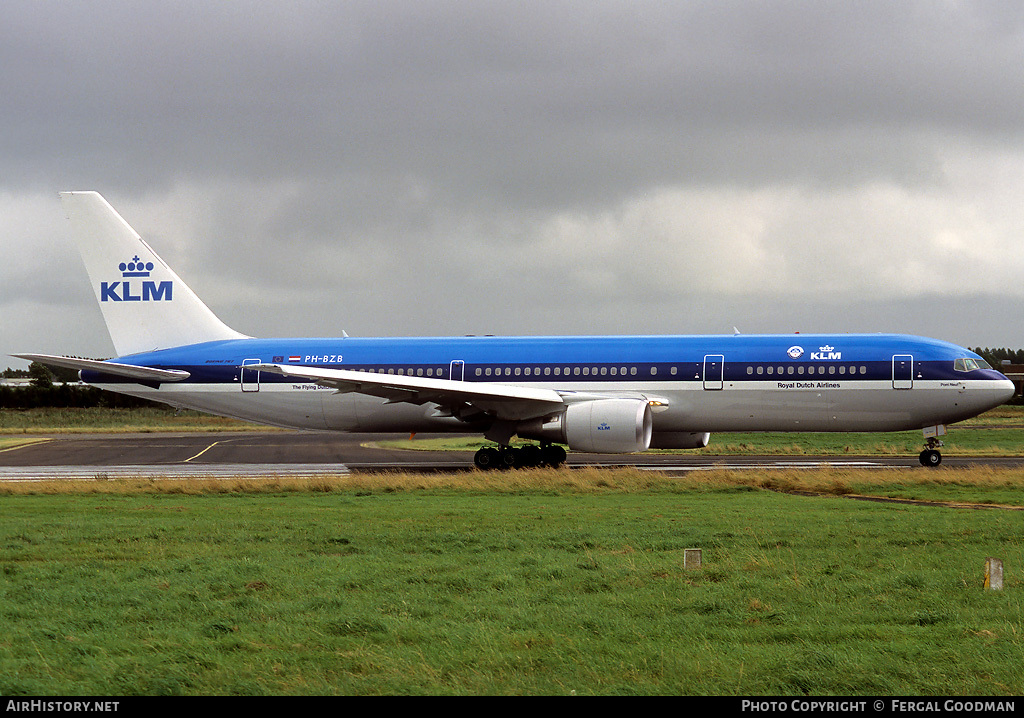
[251,363,566,421]
[11,353,191,382]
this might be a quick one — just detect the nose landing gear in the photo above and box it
[919,425,945,466]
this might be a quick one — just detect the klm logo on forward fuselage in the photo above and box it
[100,256,173,302]
[810,344,842,361]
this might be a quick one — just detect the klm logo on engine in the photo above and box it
[597,422,611,431]
[100,256,173,302]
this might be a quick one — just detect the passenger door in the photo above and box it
[703,354,724,390]
[241,358,261,392]
[892,355,913,389]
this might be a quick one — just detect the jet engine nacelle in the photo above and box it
[519,399,653,454]
[649,431,711,449]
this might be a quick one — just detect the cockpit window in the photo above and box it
[954,358,993,372]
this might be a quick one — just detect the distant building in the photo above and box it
[0,378,84,388]
[0,378,32,388]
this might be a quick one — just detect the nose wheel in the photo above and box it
[919,436,943,467]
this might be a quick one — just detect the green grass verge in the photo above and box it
[0,437,51,452]
[0,407,273,434]
[1,469,1022,696]
[382,428,1024,457]
[379,406,1024,456]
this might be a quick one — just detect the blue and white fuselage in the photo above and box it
[15,192,1015,468]
[80,333,1010,435]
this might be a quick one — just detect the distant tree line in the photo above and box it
[1,362,166,410]
[0,384,167,410]
[971,348,1024,366]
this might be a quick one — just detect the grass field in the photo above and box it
[2,406,1023,695]
[1,468,1023,696]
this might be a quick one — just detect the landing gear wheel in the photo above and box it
[919,449,942,467]
[498,447,519,470]
[474,447,500,470]
[517,444,542,468]
[541,444,567,468]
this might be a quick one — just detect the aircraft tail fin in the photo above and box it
[59,191,248,356]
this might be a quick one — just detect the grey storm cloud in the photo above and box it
[3,0,1024,365]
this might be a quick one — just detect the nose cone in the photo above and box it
[995,376,1017,405]
[979,371,1017,412]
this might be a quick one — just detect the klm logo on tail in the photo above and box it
[100,256,173,302]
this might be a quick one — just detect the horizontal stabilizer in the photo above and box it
[12,353,190,382]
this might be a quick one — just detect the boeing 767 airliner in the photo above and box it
[15,192,1015,469]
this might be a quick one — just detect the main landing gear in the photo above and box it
[473,443,567,470]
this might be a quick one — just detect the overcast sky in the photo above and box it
[4,0,1024,367]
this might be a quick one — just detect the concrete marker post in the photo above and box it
[985,558,1004,591]
[684,548,702,570]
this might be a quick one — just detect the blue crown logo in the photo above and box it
[119,255,154,277]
